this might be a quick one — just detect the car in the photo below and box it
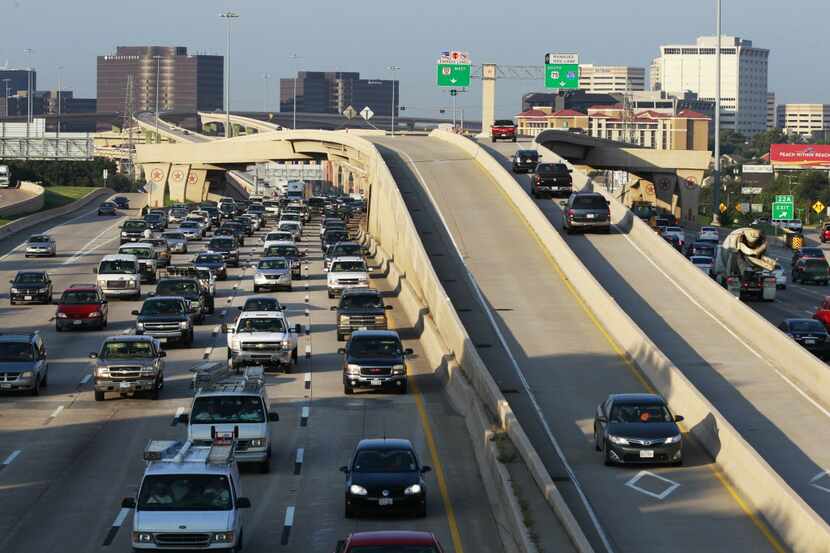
[132,296,194,346]
[491,119,517,142]
[161,230,188,253]
[208,236,240,267]
[325,242,366,271]
[779,219,804,233]
[24,234,56,257]
[689,255,714,275]
[764,262,787,289]
[239,296,283,313]
[792,246,824,266]
[264,241,303,279]
[335,531,446,553]
[698,226,720,241]
[223,311,300,372]
[278,220,303,241]
[55,284,108,331]
[686,240,716,259]
[97,201,117,216]
[9,271,52,304]
[145,238,171,268]
[252,257,293,293]
[143,211,166,231]
[95,254,141,300]
[323,229,351,251]
[195,252,228,281]
[792,257,830,285]
[168,207,189,224]
[112,196,130,209]
[779,319,830,359]
[0,332,49,395]
[821,223,830,243]
[562,192,611,234]
[532,163,573,198]
[261,231,295,253]
[340,330,411,394]
[511,149,540,173]
[813,297,830,331]
[328,256,370,298]
[89,335,166,401]
[218,221,246,246]
[594,393,684,466]
[120,219,150,244]
[117,242,158,284]
[662,226,686,248]
[178,220,205,240]
[661,232,683,251]
[332,288,392,341]
[154,277,211,321]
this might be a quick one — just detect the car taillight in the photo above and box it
[567,209,575,219]
[536,175,542,183]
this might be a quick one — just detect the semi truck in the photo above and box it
[713,227,777,301]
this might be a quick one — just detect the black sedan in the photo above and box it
[97,201,117,216]
[779,318,830,359]
[194,252,228,280]
[340,438,430,518]
[9,271,53,305]
[594,393,684,466]
[112,196,130,209]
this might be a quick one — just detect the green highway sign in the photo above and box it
[775,195,794,204]
[772,202,794,221]
[436,64,471,87]
[545,63,580,89]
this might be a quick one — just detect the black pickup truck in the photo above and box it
[331,288,392,341]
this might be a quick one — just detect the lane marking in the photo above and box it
[624,471,680,500]
[294,448,304,475]
[0,449,22,470]
[172,407,185,427]
[280,505,295,545]
[47,405,64,422]
[61,218,125,266]
[300,406,309,427]
[304,372,311,389]
[80,374,92,385]
[102,507,130,546]
[304,343,311,360]
[809,471,830,494]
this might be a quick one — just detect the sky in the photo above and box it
[1,0,828,120]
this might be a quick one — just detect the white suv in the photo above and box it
[223,311,300,372]
[327,256,370,298]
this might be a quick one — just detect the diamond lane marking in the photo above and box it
[810,471,830,493]
[624,470,680,500]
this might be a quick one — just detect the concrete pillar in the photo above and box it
[478,64,497,138]
[144,163,172,208]
[185,169,209,203]
[168,164,191,202]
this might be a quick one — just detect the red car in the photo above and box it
[491,119,517,142]
[814,297,830,330]
[821,224,830,243]
[55,284,108,331]
[336,531,445,553]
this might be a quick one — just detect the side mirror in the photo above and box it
[559,200,568,207]
[421,465,432,473]
[178,413,189,424]
[384,305,393,310]
[236,497,252,509]
[92,268,98,274]
[404,348,414,356]
[8,280,13,284]
[238,306,244,311]
[148,291,155,297]
[337,347,346,355]
[339,466,349,474]
[131,310,140,316]
[121,497,136,509]
[221,324,229,333]
[674,415,685,422]
[330,305,337,311]
[158,351,167,358]
[597,415,608,423]
[268,412,280,422]
[88,352,98,359]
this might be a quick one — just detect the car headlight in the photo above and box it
[88,311,101,318]
[608,435,629,445]
[121,231,127,237]
[231,338,240,350]
[20,371,33,379]
[349,484,368,496]
[404,484,422,495]
[346,363,361,375]
[664,434,682,444]
[374,315,386,323]
[212,532,234,544]
[249,438,266,448]
[10,288,19,293]
[179,321,190,329]
[281,339,291,349]
[57,312,68,318]
[38,288,48,293]
[391,364,405,375]
[127,279,137,287]
[136,322,145,330]
[340,316,350,323]
[132,532,153,544]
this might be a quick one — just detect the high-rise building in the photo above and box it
[0,69,36,97]
[649,58,661,91]
[578,65,645,94]
[97,46,223,115]
[776,104,830,138]
[280,71,398,117]
[654,36,769,136]
[767,92,776,130]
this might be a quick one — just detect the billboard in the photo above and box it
[770,144,830,168]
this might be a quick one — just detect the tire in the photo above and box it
[344,384,354,395]
[149,383,160,400]
[41,370,48,387]
[56,323,63,332]
[416,502,427,518]
[9,299,15,305]
[603,441,614,466]
[102,316,108,329]
[594,425,601,451]
[399,380,408,394]
[30,376,40,396]
[512,137,517,142]
[345,502,355,519]
[258,454,271,474]
[253,285,260,293]
[328,291,334,299]
[337,332,345,342]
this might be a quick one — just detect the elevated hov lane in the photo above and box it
[484,139,830,534]
[0,201,500,552]
[370,135,785,553]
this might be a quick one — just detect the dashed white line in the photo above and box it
[1,449,21,467]
[61,218,125,266]
[174,407,184,419]
[80,374,92,385]
[112,507,130,527]
[48,405,64,420]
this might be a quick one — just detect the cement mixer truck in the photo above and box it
[713,228,778,301]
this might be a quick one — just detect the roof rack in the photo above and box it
[159,265,200,279]
[143,432,237,466]
[190,363,265,395]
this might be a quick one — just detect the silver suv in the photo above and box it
[223,311,301,372]
[90,335,166,401]
[0,332,48,395]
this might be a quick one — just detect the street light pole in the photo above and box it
[220,11,239,138]
[712,0,722,225]
[2,79,10,118]
[289,53,300,130]
[56,65,63,140]
[262,73,271,113]
[388,65,399,136]
[153,55,161,144]
[24,48,33,150]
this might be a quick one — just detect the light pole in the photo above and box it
[56,65,63,140]
[153,55,162,143]
[220,11,240,138]
[388,65,399,136]
[24,48,33,147]
[289,53,300,130]
[712,0,722,225]
[2,79,10,118]
[262,73,271,113]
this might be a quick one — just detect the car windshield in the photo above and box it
[267,246,297,257]
[237,317,286,333]
[144,214,162,222]
[259,259,288,270]
[788,320,825,333]
[801,248,823,257]
[349,548,438,553]
[197,254,223,264]
[141,299,185,315]
[243,298,280,311]
[163,233,185,240]
[517,150,538,158]
[191,395,265,424]
[690,256,712,265]
[494,119,514,126]
[352,449,418,473]
[156,281,198,296]
[61,290,99,304]
[279,222,300,230]
[180,221,200,228]
[0,342,34,361]
[609,402,673,423]
[325,231,348,241]
[572,196,607,209]
[266,233,292,241]
[138,475,233,512]
[341,294,383,309]
[99,260,136,274]
[349,337,402,358]
[331,260,366,272]
[171,209,188,217]
[29,235,49,243]
[15,272,46,283]
[101,341,154,358]
[209,239,234,250]
[120,247,152,258]
[123,221,147,231]
[332,245,362,257]
[101,202,115,208]
[536,164,568,175]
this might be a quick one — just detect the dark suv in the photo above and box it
[532,163,573,198]
[208,236,240,267]
[792,257,830,285]
[132,296,194,346]
[0,332,48,395]
[154,277,212,320]
[9,271,53,305]
[120,219,149,244]
[511,150,540,173]
[562,192,611,234]
[339,330,412,395]
[332,288,392,341]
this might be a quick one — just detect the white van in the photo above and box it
[96,254,141,300]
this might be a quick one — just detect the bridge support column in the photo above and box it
[144,163,172,208]
[185,169,208,202]
[168,164,190,202]
[478,64,496,138]
[676,169,704,223]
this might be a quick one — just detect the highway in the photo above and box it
[369,135,785,553]
[482,139,830,534]
[0,194,502,553]
[134,112,211,143]
[0,187,38,209]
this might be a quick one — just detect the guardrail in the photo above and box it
[430,130,829,553]
[0,181,45,217]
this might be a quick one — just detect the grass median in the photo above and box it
[0,185,98,227]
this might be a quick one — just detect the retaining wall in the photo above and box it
[0,181,45,217]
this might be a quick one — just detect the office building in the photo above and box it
[649,58,661,91]
[629,91,715,122]
[280,71,398,117]
[653,36,769,136]
[767,92,776,130]
[579,65,645,94]
[776,104,830,138]
[97,46,223,114]
[0,69,36,97]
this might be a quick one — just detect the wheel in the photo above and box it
[345,502,355,518]
[594,425,601,451]
[491,138,496,143]
[603,441,614,466]
[416,502,427,518]
[9,299,15,305]
[399,380,408,394]
[56,323,63,332]
[564,226,572,235]
[149,383,160,400]
[344,384,354,395]
[328,291,334,299]
[512,137,517,142]
[292,348,298,363]
[30,376,40,396]
[253,285,260,293]
[41,370,48,387]
[258,455,271,474]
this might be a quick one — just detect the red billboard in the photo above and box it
[770,144,830,168]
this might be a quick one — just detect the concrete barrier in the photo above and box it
[429,129,830,553]
[0,181,45,217]
[0,187,113,240]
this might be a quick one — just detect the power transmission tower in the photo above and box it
[122,74,135,182]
